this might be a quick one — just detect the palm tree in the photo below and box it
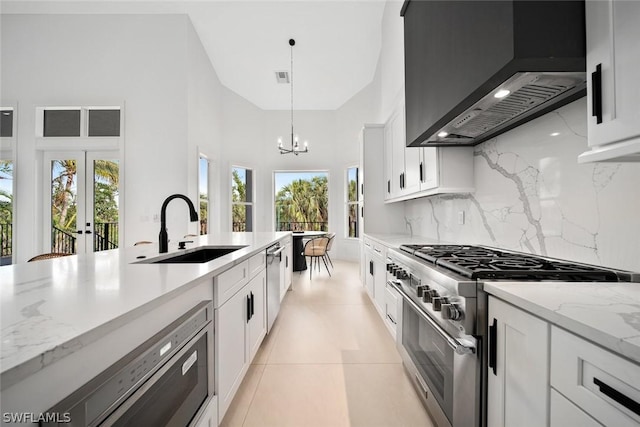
[275,175,328,231]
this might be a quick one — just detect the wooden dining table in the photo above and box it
[291,231,328,272]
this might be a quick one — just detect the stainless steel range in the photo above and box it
[386,244,640,427]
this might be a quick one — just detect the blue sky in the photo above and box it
[274,171,328,195]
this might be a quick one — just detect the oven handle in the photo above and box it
[388,280,475,356]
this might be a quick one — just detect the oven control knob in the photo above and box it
[386,263,393,272]
[432,297,449,311]
[441,303,462,320]
[396,270,408,279]
[423,289,438,303]
[416,285,430,297]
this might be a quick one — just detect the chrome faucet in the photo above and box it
[159,194,198,253]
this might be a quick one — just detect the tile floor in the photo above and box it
[220,260,435,427]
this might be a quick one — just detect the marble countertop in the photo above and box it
[484,282,640,364]
[0,232,290,388]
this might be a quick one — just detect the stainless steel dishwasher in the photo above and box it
[266,243,284,333]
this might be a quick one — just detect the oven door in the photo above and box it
[393,282,479,427]
[101,325,212,427]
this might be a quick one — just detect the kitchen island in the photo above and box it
[0,232,290,424]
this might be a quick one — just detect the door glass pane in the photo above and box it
[348,204,358,238]
[1,110,13,137]
[199,158,208,235]
[0,161,13,265]
[347,167,358,202]
[93,159,119,252]
[88,109,120,137]
[51,160,78,254]
[44,110,81,137]
[232,205,253,232]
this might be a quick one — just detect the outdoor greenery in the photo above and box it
[0,161,12,226]
[275,175,328,231]
[200,193,208,235]
[51,159,119,251]
[232,169,247,231]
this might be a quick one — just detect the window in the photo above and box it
[199,156,209,235]
[232,166,253,232]
[0,160,13,265]
[346,167,359,238]
[1,109,14,138]
[274,171,328,232]
[36,106,121,138]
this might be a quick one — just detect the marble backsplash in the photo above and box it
[404,98,640,272]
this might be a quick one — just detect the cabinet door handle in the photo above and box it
[361,183,364,195]
[246,295,251,323]
[489,318,497,376]
[285,255,288,268]
[419,162,424,183]
[369,260,374,276]
[250,291,255,319]
[592,63,603,124]
[387,180,391,193]
[593,377,640,416]
[361,206,364,218]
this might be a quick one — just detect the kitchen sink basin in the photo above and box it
[147,246,247,264]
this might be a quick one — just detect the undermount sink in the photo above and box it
[144,246,247,264]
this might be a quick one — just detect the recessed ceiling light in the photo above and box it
[550,132,560,136]
[494,89,510,99]
[437,131,449,138]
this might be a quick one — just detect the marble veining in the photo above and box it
[405,98,640,272]
[0,232,290,388]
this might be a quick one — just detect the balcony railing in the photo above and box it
[52,226,76,254]
[1,223,12,264]
[94,222,118,252]
[277,222,328,232]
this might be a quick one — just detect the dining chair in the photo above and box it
[302,237,331,280]
[27,253,72,262]
[324,232,336,270]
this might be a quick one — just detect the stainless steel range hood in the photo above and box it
[429,72,586,146]
[401,1,587,147]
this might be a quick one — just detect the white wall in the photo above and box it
[1,14,224,260]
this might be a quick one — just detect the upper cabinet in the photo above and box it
[383,102,474,203]
[578,0,640,162]
[401,0,586,148]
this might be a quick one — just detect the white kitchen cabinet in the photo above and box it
[383,281,399,339]
[487,296,550,427]
[551,326,640,426]
[193,396,218,427]
[383,102,474,203]
[550,389,601,427]
[358,124,404,239]
[579,0,640,162]
[215,260,266,422]
[363,237,387,317]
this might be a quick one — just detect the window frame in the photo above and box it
[345,165,360,239]
[273,170,330,232]
[231,165,254,232]
[198,154,211,236]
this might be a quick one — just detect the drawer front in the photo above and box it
[551,326,640,426]
[550,389,601,427]
[248,251,266,279]
[215,261,248,307]
[384,283,398,326]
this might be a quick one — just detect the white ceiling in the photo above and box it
[2,1,387,110]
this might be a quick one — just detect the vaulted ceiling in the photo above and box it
[2,1,387,110]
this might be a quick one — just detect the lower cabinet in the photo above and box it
[550,389,600,427]
[487,296,550,427]
[193,396,219,427]
[283,237,293,297]
[550,326,640,427]
[216,267,266,422]
[363,238,386,316]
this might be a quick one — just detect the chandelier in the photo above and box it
[278,38,309,155]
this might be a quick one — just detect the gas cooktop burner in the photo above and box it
[398,244,631,282]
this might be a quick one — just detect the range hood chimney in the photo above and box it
[401,1,586,147]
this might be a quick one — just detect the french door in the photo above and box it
[43,151,120,254]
